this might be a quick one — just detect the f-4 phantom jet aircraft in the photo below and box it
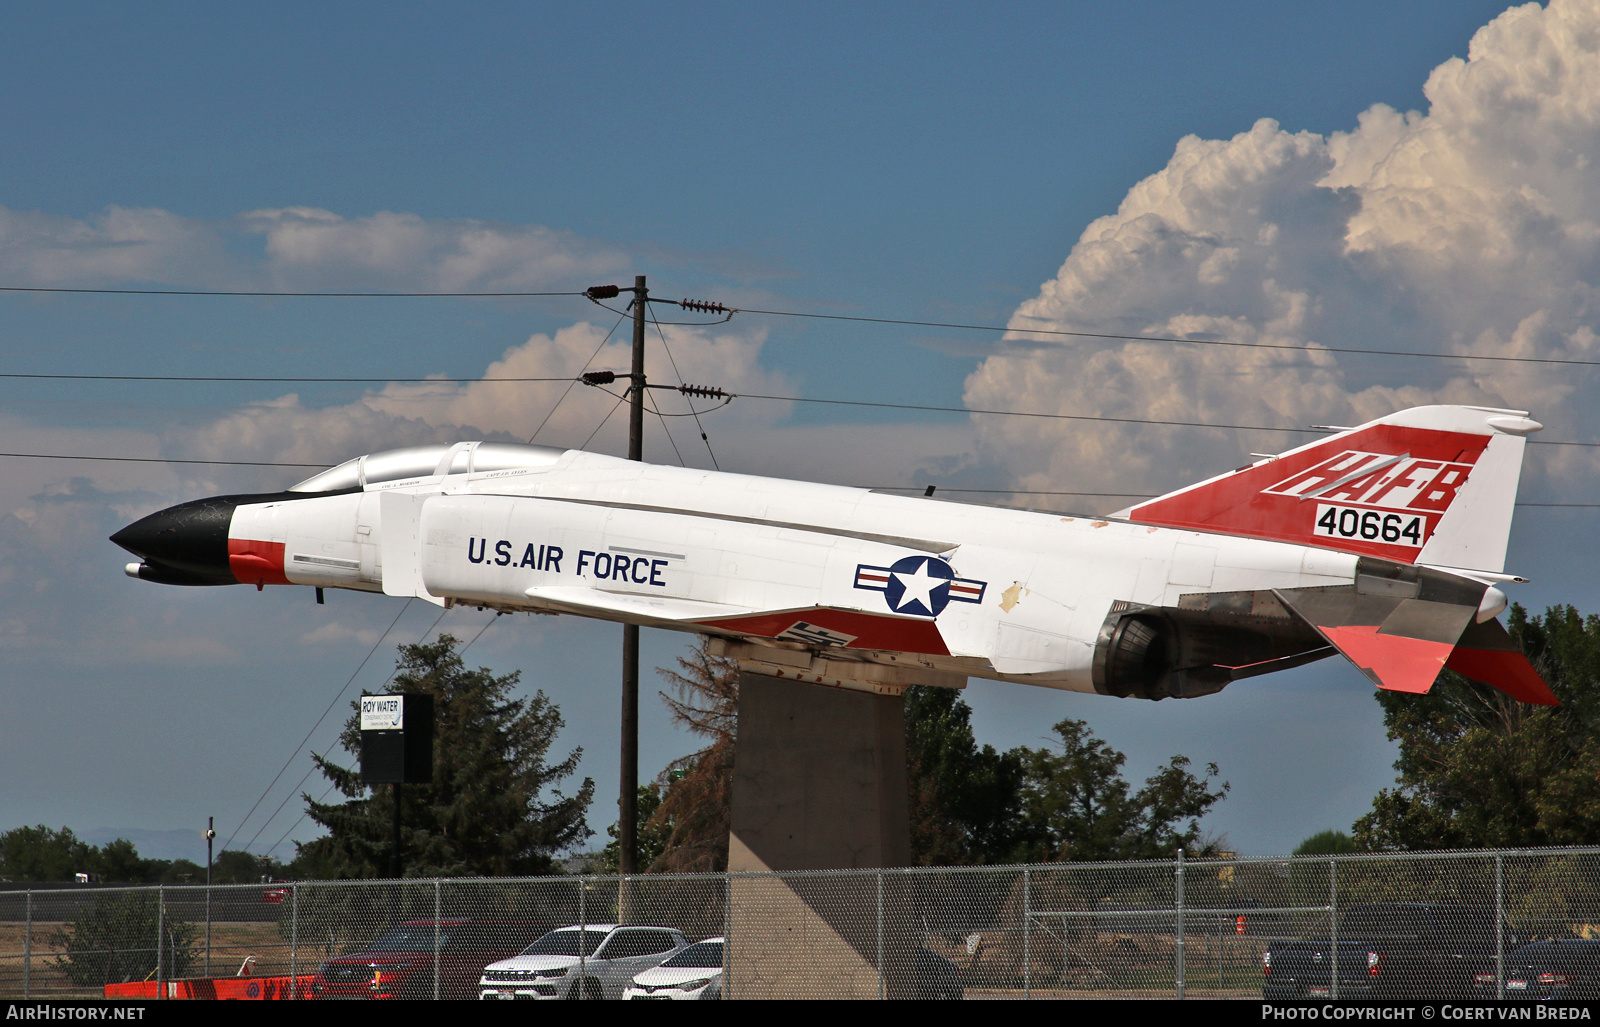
[111,404,1556,704]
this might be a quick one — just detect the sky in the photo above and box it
[2,0,1595,864]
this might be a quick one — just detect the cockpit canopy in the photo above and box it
[289,441,564,493]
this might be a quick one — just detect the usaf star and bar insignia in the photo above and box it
[854,555,986,617]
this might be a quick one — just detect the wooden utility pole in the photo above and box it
[620,274,647,881]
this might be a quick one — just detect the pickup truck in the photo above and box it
[1262,902,1519,1000]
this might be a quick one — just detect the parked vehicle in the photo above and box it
[480,924,688,1000]
[624,937,724,1000]
[1262,903,1519,1000]
[1472,939,1600,1000]
[313,918,545,1000]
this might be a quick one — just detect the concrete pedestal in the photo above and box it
[725,672,914,999]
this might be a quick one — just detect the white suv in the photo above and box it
[479,924,688,1000]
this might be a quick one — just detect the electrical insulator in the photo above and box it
[585,285,621,300]
[581,371,617,386]
[678,298,729,314]
[679,383,726,399]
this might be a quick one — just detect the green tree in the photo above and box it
[96,839,148,883]
[297,634,594,877]
[903,685,1029,865]
[643,638,739,872]
[601,783,671,873]
[0,826,97,881]
[51,892,197,987]
[1354,605,1600,850]
[1016,718,1229,861]
[1294,830,1357,856]
[211,849,275,883]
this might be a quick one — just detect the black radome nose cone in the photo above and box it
[112,495,240,586]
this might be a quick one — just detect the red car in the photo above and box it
[313,919,547,1000]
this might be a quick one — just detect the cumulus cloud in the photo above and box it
[967,0,1600,505]
[299,621,384,647]
[0,206,230,287]
[160,318,798,475]
[242,207,625,291]
[0,204,626,292]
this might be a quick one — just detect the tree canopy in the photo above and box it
[904,685,1029,864]
[1013,718,1230,861]
[1294,830,1358,856]
[0,826,202,883]
[298,634,593,878]
[636,638,739,873]
[632,643,1231,869]
[1354,604,1600,850]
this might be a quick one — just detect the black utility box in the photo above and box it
[359,693,434,784]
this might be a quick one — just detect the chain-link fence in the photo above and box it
[5,847,1600,1000]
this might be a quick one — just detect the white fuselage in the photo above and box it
[230,446,1360,695]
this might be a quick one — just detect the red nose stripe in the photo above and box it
[228,539,290,586]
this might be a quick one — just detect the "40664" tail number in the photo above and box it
[1313,504,1425,547]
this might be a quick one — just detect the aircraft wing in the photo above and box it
[521,585,755,624]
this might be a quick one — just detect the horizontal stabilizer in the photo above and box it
[1445,617,1558,706]
[1317,625,1456,695]
[1273,575,1557,705]
[1274,585,1474,695]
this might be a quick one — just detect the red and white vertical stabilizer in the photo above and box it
[1120,405,1541,573]
[1119,406,1553,705]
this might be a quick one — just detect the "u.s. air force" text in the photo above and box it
[464,538,670,586]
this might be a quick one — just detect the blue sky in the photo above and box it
[2,0,1591,863]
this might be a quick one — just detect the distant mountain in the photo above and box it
[81,827,206,864]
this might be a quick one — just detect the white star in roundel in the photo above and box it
[890,558,944,615]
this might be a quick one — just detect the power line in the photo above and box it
[726,392,1594,449]
[242,603,455,856]
[737,392,1320,435]
[1,370,1588,447]
[0,451,329,468]
[865,484,1600,508]
[221,599,415,854]
[255,608,500,860]
[0,286,586,298]
[528,310,629,444]
[731,305,1600,370]
[0,373,577,383]
[15,279,1600,369]
[5,386,1599,472]
[648,311,720,470]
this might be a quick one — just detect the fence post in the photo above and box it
[434,878,442,1001]
[156,885,165,995]
[724,872,732,1001]
[876,869,885,1000]
[1330,858,1339,1001]
[23,889,31,999]
[1022,867,1031,1000]
[578,875,587,999]
[1495,852,1505,1001]
[1174,848,1185,1000]
[1217,910,1225,993]
[290,884,299,999]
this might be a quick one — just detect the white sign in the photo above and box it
[361,695,404,731]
